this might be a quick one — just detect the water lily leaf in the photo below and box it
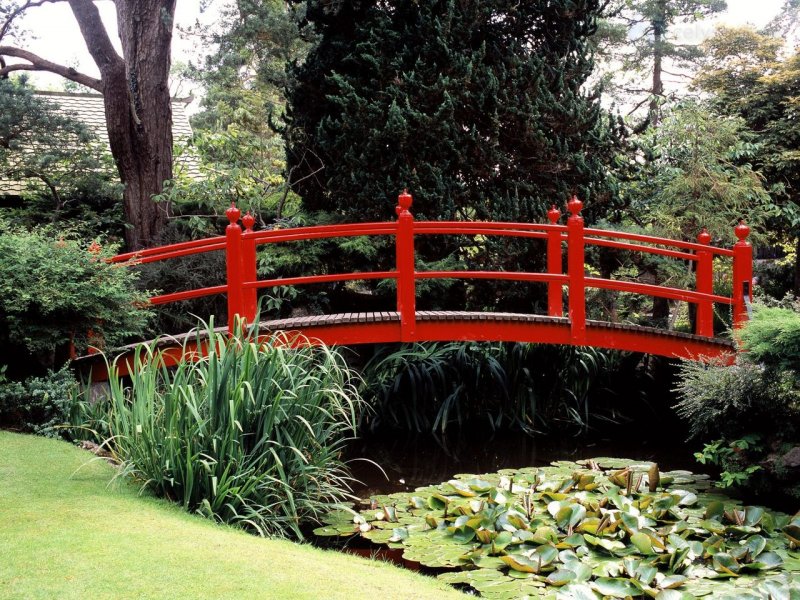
[388,527,409,543]
[655,590,694,600]
[493,530,513,550]
[746,551,783,571]
[672,490,699,507]
[631,531,655,555]
[501,553,539,573]
[699,519,727,535]
[636,564,658,585]
[428,493,448,511]
[535,543,559,565]
[704,501,724,520]
[585,533,626,553]
[558,583,600,600]
[446,480,477,497]
[466,478,495,493]
[659,574,688,589]
[452,527,476,544]
[533,526,559,545]
[744,506,765,527]
[712,552,740,576]
[472,556,506,570]
[547,569,577,586]
[742,535,768,559]
[592,577,641,597]
[557,504,587,530]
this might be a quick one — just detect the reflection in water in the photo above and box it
[346,429,702,498]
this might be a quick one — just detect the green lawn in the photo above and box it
[0,431,466,599]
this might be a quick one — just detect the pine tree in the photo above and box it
[282,0,622,311]
[284,0,620,226]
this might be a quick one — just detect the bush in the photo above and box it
[674,359,798,441]
[737,307,800,375]
[0,220,152,369]
[100,322,364,538]
[0,366,79,437]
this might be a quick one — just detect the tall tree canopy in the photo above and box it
[597,0,727,128]
[283,0,621,227]
[695,27,800,294]
[0,0,177,250]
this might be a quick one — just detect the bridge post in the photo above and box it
[732,219,753,330]
[695,228,714,337]
[547,205,563,317]
[396,190,416,342]
[241,212,258,323]
[566,196,586,344]
[225,203,246,333]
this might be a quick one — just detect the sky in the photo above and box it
[7,0,788,95]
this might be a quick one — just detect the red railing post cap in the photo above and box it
[734,219,750,242]
[567,196,583,217]
[697,228,711,245]
[226,203,241,224]
[242,211,255,231]
[397,189,413,213]
[547,204,561,223]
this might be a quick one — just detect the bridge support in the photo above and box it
[547,205,563,317]
[225,204,245,333]
[695,228,713,337]
[567,197,586,344]
[732,220,753,329]
[396,190,416,341]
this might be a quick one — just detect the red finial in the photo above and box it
[697,228,711,245]
[567,195,583,218]
[88,240,102,255]
[396,189,413,215]
[242,211,255,231]
[226,203,241,225]
[547,204,561,224]
[734,219,750,243]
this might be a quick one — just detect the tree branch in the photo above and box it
[0,45,101,89]
[0,0,68,42]
[67,0,122,76]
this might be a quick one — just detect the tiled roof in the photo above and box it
[1,91,201,196]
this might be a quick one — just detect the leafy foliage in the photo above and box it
[737,307,800,375]
[0,366,78,437]
[0,78,123,238]
[99,321,364,539]
[315,458,800,598]
[0,219,151,367]
[696,27,800,293]
[361,342,619,435]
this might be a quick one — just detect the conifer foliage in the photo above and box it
[284,0,620,225]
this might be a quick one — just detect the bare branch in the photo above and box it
[0,45,101,89]
[66,0,122,75]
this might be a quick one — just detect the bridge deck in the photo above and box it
[80,311,735,381]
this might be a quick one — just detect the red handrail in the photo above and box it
[121,190,753,343]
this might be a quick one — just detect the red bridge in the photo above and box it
[98,191,752,373]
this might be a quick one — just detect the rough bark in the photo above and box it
[649,1,666,128]
[795,235,800,296]
[1,0,176,249]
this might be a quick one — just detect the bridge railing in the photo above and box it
[112,191,753,343]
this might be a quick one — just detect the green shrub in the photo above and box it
[0,219,152,365]
[101,322,364,539]
[737,307,800,375]
[674,359,798,441]
[0,366,79,437]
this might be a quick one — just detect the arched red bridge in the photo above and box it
[92,191,752,376]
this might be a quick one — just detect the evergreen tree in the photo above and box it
[284,0,621,227]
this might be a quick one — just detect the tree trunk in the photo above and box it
[649,2,666,128]
[794,235,800,296]
[107,1,175,250]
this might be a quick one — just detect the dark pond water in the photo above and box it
[345,428,706,499]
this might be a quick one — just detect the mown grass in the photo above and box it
[0,431,466,599]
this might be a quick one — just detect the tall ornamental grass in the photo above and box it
[104,322,364,538]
